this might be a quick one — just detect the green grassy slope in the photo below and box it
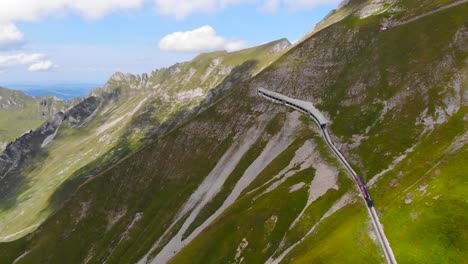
[0,39,290,242]
[373,108,468,263]
[0,84,264,263]
[0,91,370,263]
[258,1,467,178]
[247,0,468,263]
[166,1,468,263]
[280,203,382,264]
[170,126,375,264]
[0,87,73,150]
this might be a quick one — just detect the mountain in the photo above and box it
[0,0,466,263]
[0,87,77,152]
[0,38,291,243]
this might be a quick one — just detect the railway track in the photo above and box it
[258,88,397,264]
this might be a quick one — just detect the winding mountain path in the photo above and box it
[258,88,397,264]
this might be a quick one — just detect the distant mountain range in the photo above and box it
[3,83,101,100]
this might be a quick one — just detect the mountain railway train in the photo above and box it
[258,87,374,208]
[355,175,373,207]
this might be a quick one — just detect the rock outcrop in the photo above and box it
[0,112,65,200]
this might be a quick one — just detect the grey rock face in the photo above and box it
[0,89,113,200]
[268,39,292,55]
[168,64,181,76]
[103,71,152,91]
[0,112,65,201]
[0,82,128,201]
[0,98,19,109]
[67,96,102,126]
[338,0,351,9]
[109,72,132,83]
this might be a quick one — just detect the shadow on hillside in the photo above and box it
[0,126,65,211]
[0,92,119,212]
[44,59,258,212]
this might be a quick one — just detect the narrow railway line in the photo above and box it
[258,88,397,264]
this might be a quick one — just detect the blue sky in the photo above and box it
[0,0,340,86]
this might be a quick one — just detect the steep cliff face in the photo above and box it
[0,112,65,201]
[0,87,75,152]
[0,39,290,243]
[0,1,466,264]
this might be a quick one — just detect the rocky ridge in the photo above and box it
[0,39,291,242]
[0,87,77,152]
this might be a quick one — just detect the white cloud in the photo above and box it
[260,0,280,12]
[0,0,338,22]
[0,23,25,51]
[0,0,145,22]
[0,53,56,72]
[280,0,340,12]
[159,25,246,52]
[0,53,45,67]
[155,0,250,20]
[28,60,56,71]
[155,0,339,19]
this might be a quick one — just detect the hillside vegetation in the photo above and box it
[0,39,291,242]
[0,87,75,151]
[0,0,466,263]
